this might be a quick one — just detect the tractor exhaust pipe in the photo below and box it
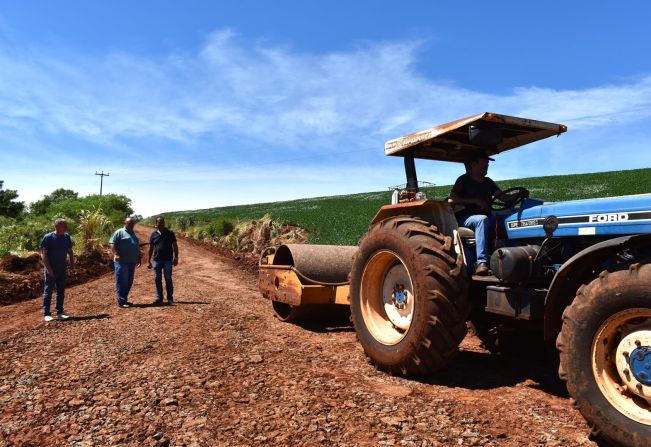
[404,152,419,192]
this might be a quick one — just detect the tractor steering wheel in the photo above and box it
[491,187,530,211]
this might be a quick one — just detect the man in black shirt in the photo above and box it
[147,216,179,305]
[448,152,514,275]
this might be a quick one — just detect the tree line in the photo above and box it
[0,181,138,256]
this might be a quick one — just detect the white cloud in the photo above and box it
[1,30,651,151]
[1,28,651,216]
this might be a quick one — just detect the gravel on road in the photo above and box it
[0,228,596,447]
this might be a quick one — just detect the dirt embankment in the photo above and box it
[177,217,307,273]
[0,227,597,447]
[0,249,113,305]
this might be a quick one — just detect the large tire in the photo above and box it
[557,262,651,446]
[349,216,470,376]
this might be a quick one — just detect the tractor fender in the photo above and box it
[543,233,651,340]
[370,200,459,236]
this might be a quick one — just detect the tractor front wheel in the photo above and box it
[557,262,651,446]
[349,216,469,376]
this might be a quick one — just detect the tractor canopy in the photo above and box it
[384,113,567,163]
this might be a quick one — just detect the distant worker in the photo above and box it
[40,218,75,321]
[109,217,141,308]
[147,216,179,305]
[448,152,517,276]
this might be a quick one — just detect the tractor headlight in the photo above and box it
[543,215,559,236]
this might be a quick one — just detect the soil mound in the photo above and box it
[0,253,41,273]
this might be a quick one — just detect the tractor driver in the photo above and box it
[448,152,516,276]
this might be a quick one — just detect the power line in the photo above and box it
[95,171,110,196]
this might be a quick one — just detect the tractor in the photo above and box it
[258,112,651,446]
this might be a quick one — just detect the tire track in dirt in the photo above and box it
[0,227,596,446]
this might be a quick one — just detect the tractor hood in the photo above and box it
[385,113,567,162]
[505,194,651,239]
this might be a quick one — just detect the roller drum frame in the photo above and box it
[259,244,357,316]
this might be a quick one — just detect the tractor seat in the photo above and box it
[458,227,475,240]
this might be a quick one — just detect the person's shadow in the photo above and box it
[129,302,161,308]
[128,300,210,308]
[173,300,209,305]
[67,314,111,321]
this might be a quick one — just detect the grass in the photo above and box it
[149,168,651,246]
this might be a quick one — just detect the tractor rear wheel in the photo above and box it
[349,216,469,376]
[557,262,651,446]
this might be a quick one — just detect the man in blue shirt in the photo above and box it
[40,218,75,321]
[109,217,142,308]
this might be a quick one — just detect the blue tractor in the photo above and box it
[259,113,651,446]
[349,113,651,446]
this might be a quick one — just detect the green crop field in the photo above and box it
[151,168,651,246]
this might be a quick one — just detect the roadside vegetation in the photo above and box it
[0,184,134,256]
[167,213,307,268]
[149,168,651,246]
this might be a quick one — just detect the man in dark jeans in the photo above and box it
[448,152,517,275]
[148,216,179,305]
[40,218,75,321]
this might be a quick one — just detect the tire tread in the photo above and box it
[350,216,470,376]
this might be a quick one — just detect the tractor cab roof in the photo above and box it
[384,113,567,163]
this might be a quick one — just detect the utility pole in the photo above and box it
[95,171,110,196]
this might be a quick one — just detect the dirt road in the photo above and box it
[0,228,596,446]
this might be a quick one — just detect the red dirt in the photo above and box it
[176,233,260,275]
[0,227,597,446]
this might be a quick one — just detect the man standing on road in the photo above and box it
[109,217,141,308]
[448,152,517,276]
[40,218,74,321]
[147,216,179,305]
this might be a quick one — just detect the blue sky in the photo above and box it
[1,1,651,217]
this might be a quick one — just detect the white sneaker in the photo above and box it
[57,313,70,320]
[44,315,54,322]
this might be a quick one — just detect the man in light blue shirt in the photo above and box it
[109,217,141,308]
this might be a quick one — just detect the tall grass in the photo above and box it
[77,209,112,253]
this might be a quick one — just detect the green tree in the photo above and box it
[30,188,79,215]
[0,181,25,218]
[46,194,133,229]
